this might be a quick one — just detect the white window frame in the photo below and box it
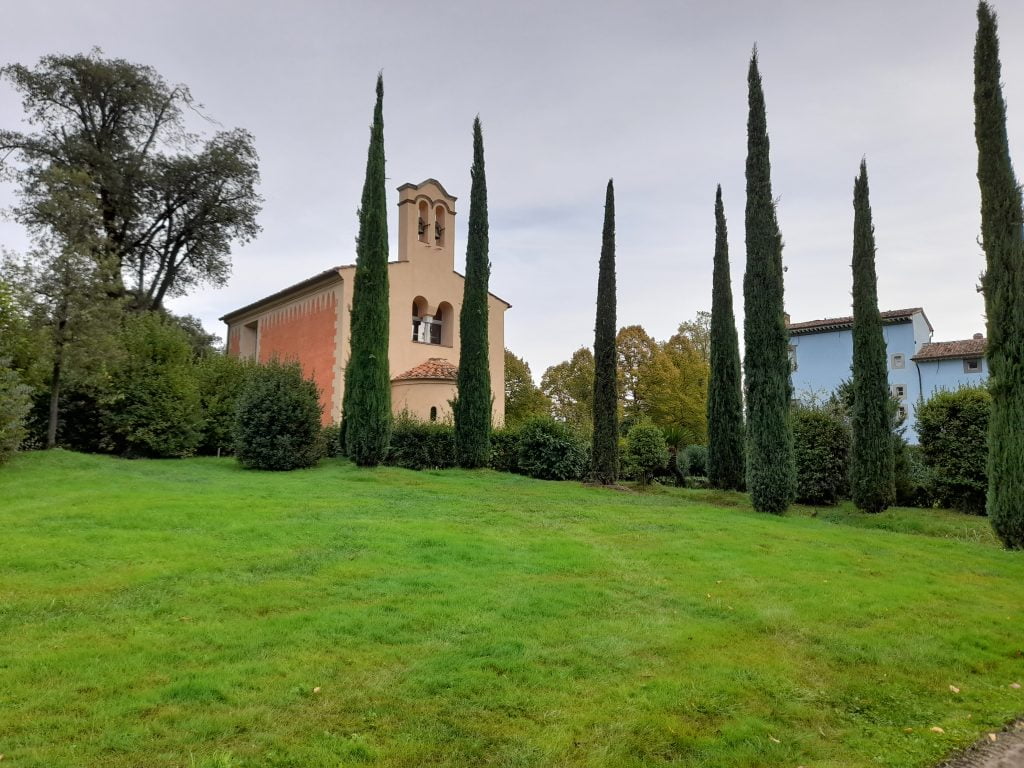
[891,353,906,370]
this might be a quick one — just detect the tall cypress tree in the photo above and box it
[342,74,391,466]
[850,159,895,513]
[743,49,795,515]
[592,179,618,484]
[454,116,492,467]
[975,2,1024,548]
[707,185,745,491]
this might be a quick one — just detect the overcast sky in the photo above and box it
[2,1,1022,377]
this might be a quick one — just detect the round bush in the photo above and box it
[626,421,669,485]
[916,387,989,514]
[234,360,324,471]
[515,417,587,481]
[682,444,708,478]
[792,406,851,505]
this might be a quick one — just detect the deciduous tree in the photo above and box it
[504,349,550,426]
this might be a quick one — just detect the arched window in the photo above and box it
[434,205,446,246]
[436,301,454,346]
[429,406,438,422]
[418,200,429,243]
[411,296,428,342]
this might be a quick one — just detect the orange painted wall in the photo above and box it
[257,293,338,425]
[226,327,241,357]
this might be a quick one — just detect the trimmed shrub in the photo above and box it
[625,421,669,485]
[916,388,990,514]
[682,444,708,478]
[386,416,456,470]
[516,417,587,481]
[0,360,31,464]
[103,313,202,458]
[322,423,344,458]
[894,440,933,508]
[489,427,521,474]
[196,354,253,456]
[234,360,323,471]
[792,406,851,505]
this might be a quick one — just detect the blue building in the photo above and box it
[787,308,987,442]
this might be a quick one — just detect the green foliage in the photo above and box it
[707,185,746,491]
[792,405,851,506]
[540,347,594,435]
[102,312,201,458]
[742,50,795,514]
[592,179,618,484]
[0,360,31,464]
[0,51,262,311]
[321,422,344,458]
[489,427,521,474]
[195,354,253,456]
[386,415,456,470]
[515,417,587,481]
[894,440,934,508]
[625,421,669,485]
[503,349,550,426]
[454,117,492,468]
[850,160,895,513]
[234,359,323,471]
[975,2,1024,547]
[343,74,392,466]
[682,444,708,478]
[916,388,990,514]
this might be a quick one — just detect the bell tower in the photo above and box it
[397,179,457,270]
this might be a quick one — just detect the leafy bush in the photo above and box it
[386,416,456,470]
[515,417,588,481]
[195,354,253,456]
[322,422,344,458]
[894,440,933,508]
[916,387,990,514]
[103,313,202,458]
[0,360,31,464]
[234,359,324,471]
[625,421,669,485]
[489,427,521,474]
[792,405,851,505]
[682,444,708,478]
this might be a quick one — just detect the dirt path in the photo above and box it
[938,721,1024,768]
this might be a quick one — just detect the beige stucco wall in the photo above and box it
[391,379,458,423]
[224,179,508,427]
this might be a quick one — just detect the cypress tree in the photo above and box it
[454,117,492,467]
[850,159,895,513]
[707,185,745,491]
[975,2,1024,548]
[342,74,391,466]
[742,49,795,514]
[591,179,618,484]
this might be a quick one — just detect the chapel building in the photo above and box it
[221,179,510,426]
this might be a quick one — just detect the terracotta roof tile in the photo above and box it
[392,357,458,382]
[787,307,927,334]
[912,337,986,361]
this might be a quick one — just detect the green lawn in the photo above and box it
[1,451,1022,768]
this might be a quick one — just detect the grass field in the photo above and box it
[1,450,1022,768]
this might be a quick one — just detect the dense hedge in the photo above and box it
[916,388,990,514]
[792,406,851,505]
[682,444,708,478]
[894,440,933,508]
[0,361,31,465]
[514,417,588,481]
[625,421,669,485]
[103,313,202,458]
[234,360,324,471]
[386,417,456,470]
[489,427,521,474]
[195,354,253,456]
